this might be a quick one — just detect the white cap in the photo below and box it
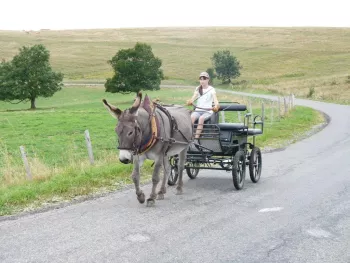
[199,72,210,79]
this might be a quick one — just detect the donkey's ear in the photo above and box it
[130,91,142,114]
[102,99,122,119]
[142,94,153,115]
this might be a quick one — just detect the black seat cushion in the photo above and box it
[217,123,247,130]
[218,123,262,136]
[247,128,263,135]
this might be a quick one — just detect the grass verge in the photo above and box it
[0,160,155,216]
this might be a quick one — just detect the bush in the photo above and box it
[307,87,315,98]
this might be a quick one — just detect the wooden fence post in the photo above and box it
[220,111,226,123]
[284,97,288,115]
[261,101,265,122]
[270,101,274,123]
[84,130,94,165]
[20,146,32,180]
[249,99,253,115]
[278,97,281,121]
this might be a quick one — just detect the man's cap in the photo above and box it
[199,72,210,79]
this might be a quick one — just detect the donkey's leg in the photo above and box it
[147,159,162,206]
[132,156,145,204]
[158,156,170,200]
[176,147,187,195]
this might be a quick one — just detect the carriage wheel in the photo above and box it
[232,150,246,190]
[167,156,178,186]
[249,147,262,183]
[186,162,199,179]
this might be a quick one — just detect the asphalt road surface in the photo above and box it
[1,92,350,263]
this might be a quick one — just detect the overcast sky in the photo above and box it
[0,0,349,30]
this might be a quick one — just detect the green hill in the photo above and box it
[1,27,350,102]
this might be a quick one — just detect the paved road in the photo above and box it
[1,92,350,263]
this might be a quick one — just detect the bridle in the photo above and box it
[116,106,158,155]
[116,117,143,155]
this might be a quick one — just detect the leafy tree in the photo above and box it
[211,50,242,84]
[0,44,63,109]
[105,43,164,94]
[206,68,217,84]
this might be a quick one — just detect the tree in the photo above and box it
[105,43,164,94]
[0,44,63,109]
[211,50,242,84]
[206,68,217,84]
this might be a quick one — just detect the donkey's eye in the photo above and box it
[128,131,133,136]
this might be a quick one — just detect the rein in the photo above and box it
[191,104,214,111]
[190,86,216,112]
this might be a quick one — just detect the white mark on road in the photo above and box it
[306,228,332,238]
[259,207,284,212]
[125,233,151,243]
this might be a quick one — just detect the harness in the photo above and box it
[117,98,190,156]
[138,100,160,154]
[138,102,190,155]
[153,103,190,155]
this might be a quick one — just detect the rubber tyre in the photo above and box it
[167,157,178,186]
[232,150,246,190]
[249,147,262,183]
[186,163,199,179]
[167,166,178,186]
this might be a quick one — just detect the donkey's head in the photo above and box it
[103,92,143,164]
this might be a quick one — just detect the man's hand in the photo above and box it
[186,99,193,106]
[213,104,220,112]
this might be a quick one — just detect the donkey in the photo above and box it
[103,92,192,206]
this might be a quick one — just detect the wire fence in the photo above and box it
[2,94,296,183]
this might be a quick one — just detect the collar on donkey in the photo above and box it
[138,95,160,154]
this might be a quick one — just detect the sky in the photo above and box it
[0,0,349,31]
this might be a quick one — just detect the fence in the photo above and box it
[10,94,296,181]
[219,94,296,124]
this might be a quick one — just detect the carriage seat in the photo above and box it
[217,123,246,130]
[217,123,263,136]
[247,128,263,135]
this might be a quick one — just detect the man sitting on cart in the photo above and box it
[186,71,220,144]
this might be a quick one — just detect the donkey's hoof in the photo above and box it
[137,192,145,204]
[176,188,183,195]
[146,198,155,207]
[157,193,164,200]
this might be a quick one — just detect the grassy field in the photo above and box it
[0,26,335,215]
[1,27,350,103]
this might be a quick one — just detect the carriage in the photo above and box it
[167,102,264,190]
[104,94,264,206]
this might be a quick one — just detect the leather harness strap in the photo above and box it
[138,101,160,154]
[138,102,190,156]
[153,103,190,155]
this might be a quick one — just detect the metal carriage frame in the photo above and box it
[168,103,264,190]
